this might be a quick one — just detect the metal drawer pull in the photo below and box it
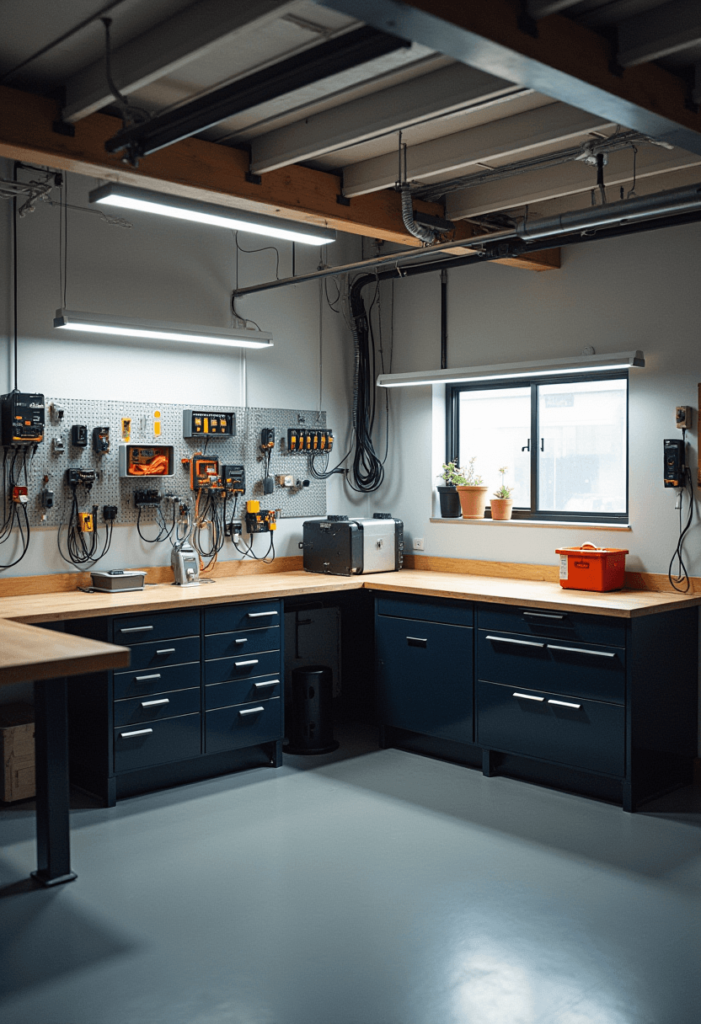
[141,698,170,708]
[407,636,428,647]
[120,728,154,738]
[513,692,545,702]
[548,699,582,709]
[156,648,176,655]
[547,644,616,658]
[234,638,248,644]
[523,611,566,620]
[135,673,162,682]
[254,680,279,688]
[486,636,545,648]
[235,659,259,667]
[120,625,154,633]
[247,611,278,618]
[239,706,265,716]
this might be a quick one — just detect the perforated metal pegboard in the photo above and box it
[23,398,328,528]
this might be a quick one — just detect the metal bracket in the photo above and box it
[336,194,351,206]
[245,172,262,185]
[52,120,75,137]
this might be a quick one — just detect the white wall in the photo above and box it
[384,221,701,578]
[0,163,371,583]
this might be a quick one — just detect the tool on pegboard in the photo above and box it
[245,499,278,533]
[260,428,275,494]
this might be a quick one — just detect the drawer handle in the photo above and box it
[512,692,545,702]
[120,625,154,634]
[548,699,582,709]
[547,644,616,658]
[247,611,278,618]
[254,680,279,688]
[234,638,248,645]
[235,659,259,667]
[486,636,545,648]
[135,673,162,682]
[523,611,566,621]
[156,648,176,655]
[239,706,265,716]
[141,698,170,708]
[407,636,428,647]
[120,728,154,738]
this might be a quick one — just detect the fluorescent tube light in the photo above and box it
[89,184,336,246]
[377,351,645,388]
[54,310,273,349]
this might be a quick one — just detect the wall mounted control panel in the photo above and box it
[183,410,235,438]
[287,428,333,452]
[0,392,45,446]
[664,438,686,487]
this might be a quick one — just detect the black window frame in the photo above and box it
[446,370,629,524]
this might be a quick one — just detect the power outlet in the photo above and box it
[413,537,424,551]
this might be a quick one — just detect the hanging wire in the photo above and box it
[12,164,18,391]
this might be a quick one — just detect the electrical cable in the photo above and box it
[0,446,33,570]
[57,481,112,568]
[12,164,19,392]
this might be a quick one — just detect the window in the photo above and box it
[446,373,628,523]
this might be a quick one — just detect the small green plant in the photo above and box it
[463,457,483,486]
[439,462,463,486]
[493,466,514,499]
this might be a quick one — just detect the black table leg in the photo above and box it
[31,677,77,886]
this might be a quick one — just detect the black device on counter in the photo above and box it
[0,392,45,445]
[301,514,403,576]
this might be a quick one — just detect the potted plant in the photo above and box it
[490,466,514,520]
[437,462,462,518]
[456,457,489,519]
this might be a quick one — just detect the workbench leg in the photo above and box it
[31,678,77,886]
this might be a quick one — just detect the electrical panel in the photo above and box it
[66,468,97,488]
[245,500,277,533]
[675,406,692,429]
[287,428,333,452]
[190,455,221,491]
[0,392,45,446]
[71,424,88,447]
[664,438,686,487]
[183,410,235,438]
[134,490,162,508]
[119,444,174,478]
[93,426,110,453]
[221,464,245,494]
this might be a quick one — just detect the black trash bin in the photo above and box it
[284,665,339,755]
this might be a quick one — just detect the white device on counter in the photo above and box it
[171,542,200,586]
[89,570,147,593]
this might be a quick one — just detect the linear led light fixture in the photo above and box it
[377,351,645,388]
[53,310,273,349]
[89,184,336,246]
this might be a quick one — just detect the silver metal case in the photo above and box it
[89,570,146,593]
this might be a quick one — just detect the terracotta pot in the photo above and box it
[456,485,489,519]
[437,485,461,518]
[490,498,514,521]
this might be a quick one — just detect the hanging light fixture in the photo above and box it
[89,184,337,246]
[53,309,273,349]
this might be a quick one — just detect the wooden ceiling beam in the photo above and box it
[0,83,559,270]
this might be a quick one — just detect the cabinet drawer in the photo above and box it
[477,604,625,648]
[206,676,282,710]
[115,635,200,673]
[114,713,201,773]
[114,687,200,727]
[476,680,624,777]
[113,661,201,700]
[206,696,282,754]
[377,595,473,627]
[114,609,200,645]
[205,626,280,661]
[205,650,281,685]
[477,629,625,704]
[376,615,473,742]
[205,601,281,635]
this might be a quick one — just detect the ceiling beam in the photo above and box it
[526,1,581,17]
[617,0,701,68]
[445,143,701,219]
[320,0,701,154]
[105,26,408,159]
[63,0,301,124]
[250,63,518,174]
[342,102,614,197]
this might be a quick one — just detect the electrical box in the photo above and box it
[676,406,692,429]
[190,455,221,491]
[664,438,686,487]
[221,464,245,494]
[92,426,110,453]
[183,410,235,438]
[134,490,162,508]
[287,428,333,452]
[261,427,275,449]
[66,468,97,488]
[71,424,88,447]
[0,392,45,446]
[118,444,174,478]
[245,499,277,533]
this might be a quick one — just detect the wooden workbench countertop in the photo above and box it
[0,619,130,686]
[0,568,698,625]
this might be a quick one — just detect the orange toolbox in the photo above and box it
[555,542,629,592]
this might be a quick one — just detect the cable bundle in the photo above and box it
[0,446,33,569]
[58,481,113,567]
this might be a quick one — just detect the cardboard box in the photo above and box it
[0,702,35,802]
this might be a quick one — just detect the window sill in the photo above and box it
[429,518,631,531]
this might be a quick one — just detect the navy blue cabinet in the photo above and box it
[67,599,284,805]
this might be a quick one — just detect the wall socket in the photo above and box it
[413,537,424,550]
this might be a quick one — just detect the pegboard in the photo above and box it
[22,398,329,528]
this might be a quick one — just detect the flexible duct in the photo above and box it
[401,186,437,244]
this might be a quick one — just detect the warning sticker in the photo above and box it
[559,555,568,580]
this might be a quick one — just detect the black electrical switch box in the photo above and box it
[71,424,88,447]
[261,428,275,449]
[93,426,110,453]
[664,438,686,487]
[0,392,45,446]
[221,464,245,494]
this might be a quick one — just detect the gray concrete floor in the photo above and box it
[1,727,700,1024]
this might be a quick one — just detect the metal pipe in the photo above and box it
[401,185,437,243]
[440,269,448,371]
